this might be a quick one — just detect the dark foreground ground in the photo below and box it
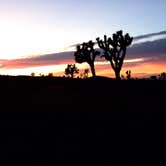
[0,76,166,165]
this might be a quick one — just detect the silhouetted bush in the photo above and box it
[48,73,53,77]
[31,72,35,77]
[150,76,157,80]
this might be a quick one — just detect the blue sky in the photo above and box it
[0,0,166,59]
[5,0,166,35]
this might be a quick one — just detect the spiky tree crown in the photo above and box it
[96,30,133,61]
[74,40,100,64]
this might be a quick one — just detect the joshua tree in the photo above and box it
[126,70,131,80]
[65,64,79,78]
[96,30,133,80]
[74,40,100,77]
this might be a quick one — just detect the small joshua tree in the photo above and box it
[65,64,79,78]
[126,70,131,80]
[96,30,133,80]
[74,40,100,77]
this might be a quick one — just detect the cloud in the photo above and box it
[133,30,166,41]
[0,51,75,69]
[127,38,166,62]
[0,31,166,71]
[29,51,74,62]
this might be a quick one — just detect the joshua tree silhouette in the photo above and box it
[126,70,131,80]
[74,40,100,77]
[96,30,133,80]
[65,64,79,78]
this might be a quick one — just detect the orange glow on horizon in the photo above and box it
[95,61,166,78]
[0,56,165,78]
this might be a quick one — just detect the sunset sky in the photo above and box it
[0,0,166,77]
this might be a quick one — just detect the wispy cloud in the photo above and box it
[0,51,74,69]
[133,31,166,41]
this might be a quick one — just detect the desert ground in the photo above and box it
[0,75,165,165]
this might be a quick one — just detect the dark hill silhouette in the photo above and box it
[0,75,165,111]
[0,75,166,166]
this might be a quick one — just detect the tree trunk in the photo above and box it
[90,63,96,77]
[115,70,121,80]
[71,73,74,78]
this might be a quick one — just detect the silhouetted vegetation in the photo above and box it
[48,73,53,77]
[79,68,89,79]
[126,70,131,80]
[39,73,45,77]
[96,30,133,80]
[65,64,79,78]
[74,41,100,77]
[159,72,166,80]
[31,72,35,77]
[150,75,157,80]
